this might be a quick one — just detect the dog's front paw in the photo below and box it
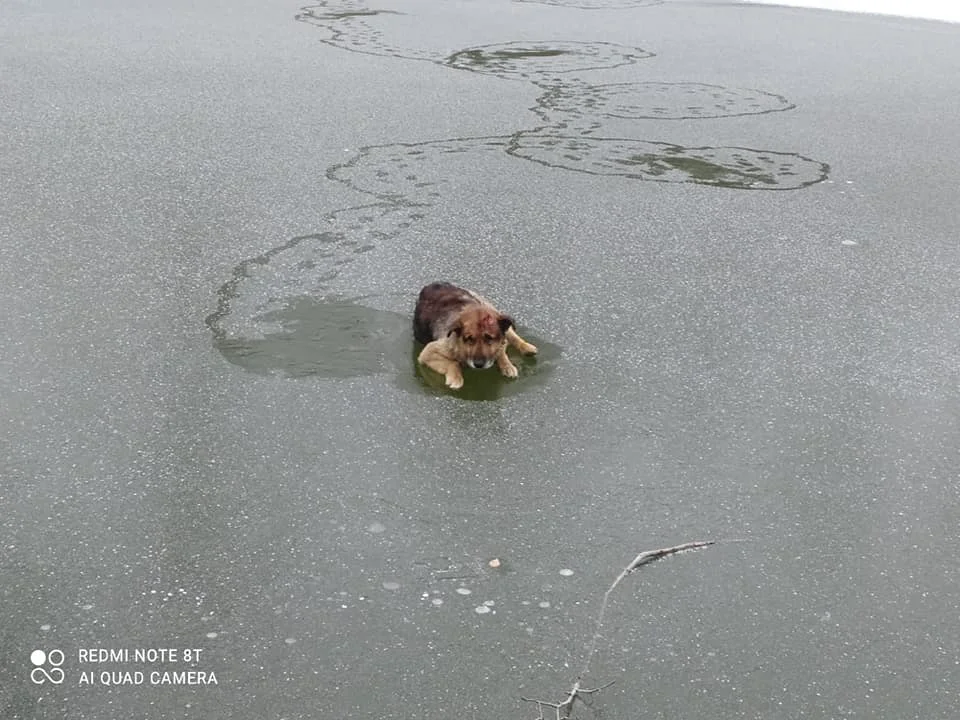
[521,342,538,356]
[445,374,464,390]
[499,362,519,379]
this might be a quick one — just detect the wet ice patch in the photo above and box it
[475,605,491,614]
[455,587,473,595]
[559,568,574,576]
[508,135,830,189]
[205,201,422,378]
[534,81,795,133]
[382,581,401,591]
[330,136,826,209]
[296,0,436,62]
[208,293,411,378]
[328,139,506,203]
[367,521,386,534]
[296,2,660,78]
[445,41,653,81]
[208,205,417,316]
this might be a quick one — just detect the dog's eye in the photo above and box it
[483,334,495,342]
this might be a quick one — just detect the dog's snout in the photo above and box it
[470,358,494,370]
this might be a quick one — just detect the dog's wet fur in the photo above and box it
[414,282,538,389]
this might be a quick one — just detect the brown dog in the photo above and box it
[414,282,538,389]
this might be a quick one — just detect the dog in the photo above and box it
[414,282,538,389]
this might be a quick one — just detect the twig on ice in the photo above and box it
[521,540,718,719]
[521,679,615,720]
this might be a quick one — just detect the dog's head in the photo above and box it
[449,307,513,370]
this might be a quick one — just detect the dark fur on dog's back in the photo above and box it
[413,281,479,344]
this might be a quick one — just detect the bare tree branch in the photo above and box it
[522,540,719,719]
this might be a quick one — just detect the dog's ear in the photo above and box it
[498,315,515,335]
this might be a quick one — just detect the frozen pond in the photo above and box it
[2,0,959,718]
